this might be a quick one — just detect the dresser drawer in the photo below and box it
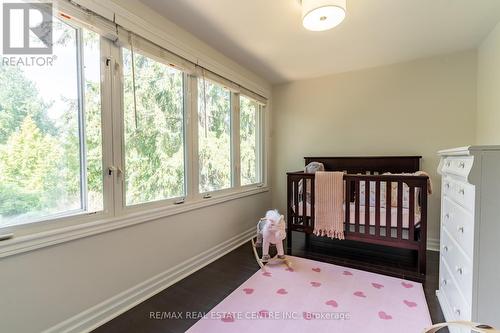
[436,291,468,333]
[442,177,475,213]
[442,196,474,258]
[441,156,474,179]
[441,228,473,302]
[439,257,472,321]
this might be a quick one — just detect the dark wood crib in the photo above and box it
[286,156,429,278]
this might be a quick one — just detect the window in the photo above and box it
[197,78,232,193]
[122,48,185,206]
[0,18,103,227]
[240,96,261,186]
[0,2,267,236]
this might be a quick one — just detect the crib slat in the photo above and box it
[386,181,391,237]
[375,180,381,236]
[365,180,370,234]
[310,177,315,228]
[345,179,351,233]
[302,178,307,227]
[397,181,403,240]
[287,176,292,236]
[294,179,299,226]
[355,180,360,233]
[409,185,415,241]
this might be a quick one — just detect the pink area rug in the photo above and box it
[186,256,432,333]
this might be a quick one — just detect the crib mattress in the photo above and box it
[294,202,421,229]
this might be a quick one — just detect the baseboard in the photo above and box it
[427,238,440,252]
[42,227,256,333]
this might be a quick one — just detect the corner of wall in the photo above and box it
[476,20,500,144]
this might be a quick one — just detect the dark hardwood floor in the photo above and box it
[93,232,445,333]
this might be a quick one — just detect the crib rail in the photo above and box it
[286,172,428,252]
[344,174,428,249]
[287,172,315,233]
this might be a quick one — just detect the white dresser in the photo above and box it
[437,146,500,332]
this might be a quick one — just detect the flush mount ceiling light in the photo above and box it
[302,0,346,31]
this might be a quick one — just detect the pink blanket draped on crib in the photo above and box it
[313,171,345,240]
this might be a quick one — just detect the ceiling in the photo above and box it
[139,0,500,84]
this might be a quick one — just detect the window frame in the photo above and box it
[0,7,269,249]
[115,42,190,215]
[196,77,235,196]
[0,19,114,229]
[238,95,265,188]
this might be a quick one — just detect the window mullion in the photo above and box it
[258,105,265,186]
[260,105,268,186]
[110,44,126,215]
[232,93,241,188]
[75,28,88,211]
[100,38,117,216]
[186,75,200,201]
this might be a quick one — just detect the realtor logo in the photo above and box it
[2,3,53,54]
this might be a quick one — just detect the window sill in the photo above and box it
[0,186,270,259]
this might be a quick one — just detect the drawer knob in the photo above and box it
[445,213,450,220]
[457,226,465,233]
[456,266,463,275]
[459,162,465,169]
[443,245,449,252]
[445,183,450,189]
[453,307,461,316]
[446,162,451,167]
[441,279,447,286]
[459,188,465,195]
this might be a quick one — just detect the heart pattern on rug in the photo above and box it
[276,288,288,295]
[404,300,418,308]
[401,281,414,289]
[186,256,431,333]
[242,288,254,295]
[285,267,294,272]
[325,299,338,308]
[378,311,393,320]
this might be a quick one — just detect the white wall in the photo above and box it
[477,21,500,144]
[271,50,478,247]
[0,193,270,332]
[0,1,272,332]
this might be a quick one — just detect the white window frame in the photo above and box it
[232,92,241,189]
[239,95,265,189]
[0,3,269,256]
[0,20,116,230]
[114,42,190,214]
[100,36,118,218]
[185,74,201,202]
[195,76,235,197]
